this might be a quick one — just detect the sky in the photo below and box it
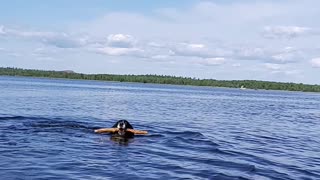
[1,0,320,84]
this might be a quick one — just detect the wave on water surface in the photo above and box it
[0,113,319,180]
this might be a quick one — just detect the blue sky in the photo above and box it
[1,0,320,84]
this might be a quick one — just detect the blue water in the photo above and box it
[0,76,319,180]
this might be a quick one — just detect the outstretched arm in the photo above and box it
[94,128,148,134]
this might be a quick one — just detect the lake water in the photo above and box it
[0,76,319,180]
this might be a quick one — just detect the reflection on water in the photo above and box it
[110,135,134,146]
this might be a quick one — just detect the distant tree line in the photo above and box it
[1,67,320,92]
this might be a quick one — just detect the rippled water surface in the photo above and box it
[1,76,320,180]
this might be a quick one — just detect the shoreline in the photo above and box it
[1,67,320,93]
[1,74,319,94]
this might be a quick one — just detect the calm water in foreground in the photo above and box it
[0,76,319,180]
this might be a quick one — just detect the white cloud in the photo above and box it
[0,26,5,35]
[28,47,77,63]
[0,47,23,57]
[271,47,304,63]
[150,55,169,60]
[195,57,226,66]
[42,33,87,48]
[91,33,149,58]
[8,53,22,57]
[310,58,320,68]
[264,63,282,70]
[284,70,301,75]
[0,26,86,48]
[232,63,241,67]
[262,26,320,39]
[35,56,56,62]
[171,43,208,58]
[233,47,267,60]
[232,46,304,64]
[170,42,232,59]
[148,42,165,48]
[188,44,205,49]
[96,47,144,57]
[0,25,309,66]
[107,34,135,48]
[32,47,59,57]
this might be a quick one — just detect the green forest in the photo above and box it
[1,67,320,92]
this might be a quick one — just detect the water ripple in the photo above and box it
[1,76,320,179]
